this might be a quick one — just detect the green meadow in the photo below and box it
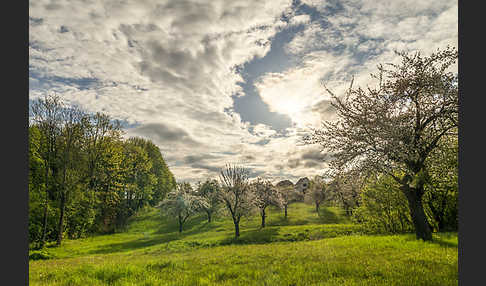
[29,203,457,285]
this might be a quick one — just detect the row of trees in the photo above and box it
[161,146,456,239]
[29,94,176,248]
[161,165,330,237]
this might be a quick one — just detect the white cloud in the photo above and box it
[289,14,311,26]
[29,0,457,182]
[29,0,298,182]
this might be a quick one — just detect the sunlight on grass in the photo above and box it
[29,203,458,285]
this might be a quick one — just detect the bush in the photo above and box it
[352,174,414,234]
[29,250,55,261]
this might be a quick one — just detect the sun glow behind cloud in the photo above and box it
[29,0,457,183]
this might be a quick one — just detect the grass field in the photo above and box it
[29,203,458,285]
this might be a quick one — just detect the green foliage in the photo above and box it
[353,135,458,234]
[29,95,176,247]
[160,183,209,232]
[305,175,327,213]
[423,135,458,232]
[353,174,414,234]
[29,249,55,261]
[127,137,176,206]
[196,179,222,222]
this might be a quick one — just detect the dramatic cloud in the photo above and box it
[29,0,457,183]
[129,123,201,148]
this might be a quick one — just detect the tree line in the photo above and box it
[29,94,176,248]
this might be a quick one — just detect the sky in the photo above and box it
[29,0,458,184]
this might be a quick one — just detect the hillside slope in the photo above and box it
[29,203,458,285]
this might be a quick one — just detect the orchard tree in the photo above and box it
[327,170,364,216]
[305,176,326,214]
[195,179,221,223]
[160,183,208,233]
[304,47,458,240]
[275,180,300,218]
[219,164,254,238]
[251,178,283,228]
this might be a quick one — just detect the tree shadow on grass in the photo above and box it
[401,232,458,248]
[154,214,220,235]
[430,233,458,248]
[90,222,281,255]
[264,209,345,227]
[88,233,180,255]
[219,227,280,246]
[317,208,347,224]
[430,238,457,248]
[88,215,221,255]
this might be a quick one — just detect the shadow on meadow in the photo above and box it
[55,204,359,257]
[153,214,222,235]
[265,205,349,227]
[219,227,281,245]
[89,215,222,255]
[430,237,457,248]
[430,232,458,248]
[396,232,458,249]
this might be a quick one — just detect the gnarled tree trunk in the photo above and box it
[402,186,432,241]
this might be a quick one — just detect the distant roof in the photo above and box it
[296,177,310,185]
[276,179,294,187]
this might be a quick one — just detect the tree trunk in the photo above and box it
[284,205,288,218]
[40,165,49,248]
[56,192,66,246]
[178,215,183,233]
[261,208,266,228]
[234,220,240,238]
[403,187,432,241]
[57,156,69,246]
[437,192,449,231]
[207,211,212,223]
